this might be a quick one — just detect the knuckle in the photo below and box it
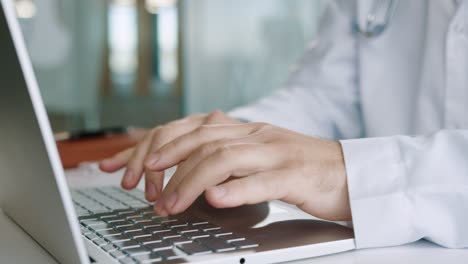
[195,124,211,136]
[198,143,216,157]
[150,126,162,134]
[216,145,233,159]
[171,173,183,187]
[259,123,274,131]
[267,177,283,200]
[153,127,171,143]
[252,122,273,133]
[204,110,225,124]
[162,140,177,153]
[199,140,222,154]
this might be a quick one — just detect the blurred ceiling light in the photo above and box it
[145,0,176,14]
[15,0,36,19]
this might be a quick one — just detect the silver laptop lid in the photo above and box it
[0,0,88,263]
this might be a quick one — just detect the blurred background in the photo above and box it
[15,0,323,132]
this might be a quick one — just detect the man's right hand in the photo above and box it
[99,111,240,202]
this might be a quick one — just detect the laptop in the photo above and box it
[0,0,355,263]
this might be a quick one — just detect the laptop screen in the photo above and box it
[0,0,88,263]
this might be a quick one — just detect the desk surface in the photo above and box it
[1,163,466,264]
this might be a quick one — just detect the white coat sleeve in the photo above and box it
[229,0,363,139]
[341,130,468,249]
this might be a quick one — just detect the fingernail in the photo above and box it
[165,192,178,210]
[210,186,227,199]
[145,154,160,168]
[154,200,163,211]
[159,208,169,216]
[154,200,168,216]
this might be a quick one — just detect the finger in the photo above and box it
[205,171,288,208]
[159,143,282,215]
[146,123,260,170]
[145,170,164,201]
[156,139,231,201]
[99,148,134,172]
[141,115,204,200]
[144,115,206,168]
[122,132,154,189]
[145,174,158,202]
[156,132,275,202]
[153,141,245,215]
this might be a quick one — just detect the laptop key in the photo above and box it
[219,234,245,242]
[144,241,172,252]
[145,225,170,234]
[101,244,117,252]
[80,227,92,235]
[231,239,259,249]
[171,225,199,233]
[113,240,140,249]
[80,219,107,227]
[127,230,151,238]
[130,216,153,223]
[207,228,233,237]
[106,234,131,242]
[135,235,162,245]
[89,207,111,214]
[110,250,127,259]
[85,233,100,241]
[196,237,235,252]
[184,231,210,239]
[154,217,178,223]
[96,229,121,237]
[177,242,212,255]
[123,245,152,256]
[103,216,127,224]
[134,253,163,263]
[184,216,209,226]
[78,215,98,221]
[156,249,183,260]
[164,236,192,245]
[196,223,221,231]
[164,220,188,228]
[93,238,109,247]
[136,206,154,213]
[116,225,142,233]
[139,221,162,229]
[113,209,135,216]
[112,221,135,228]
[154,230,181,239]
[90,224,114,232]
[93,212,118,219]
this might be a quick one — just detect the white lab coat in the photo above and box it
[230,0,468,249]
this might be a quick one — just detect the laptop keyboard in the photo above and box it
[72,187,259,263]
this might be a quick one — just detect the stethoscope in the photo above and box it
[354,0,399,38]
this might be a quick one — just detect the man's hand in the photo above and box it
[145,122,351,221]
[99,111,240,202]
[100,111,351,221]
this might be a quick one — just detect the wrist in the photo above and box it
[317,141,351,221]
[332,141,352,221]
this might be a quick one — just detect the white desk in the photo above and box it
[1,164,467,264]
